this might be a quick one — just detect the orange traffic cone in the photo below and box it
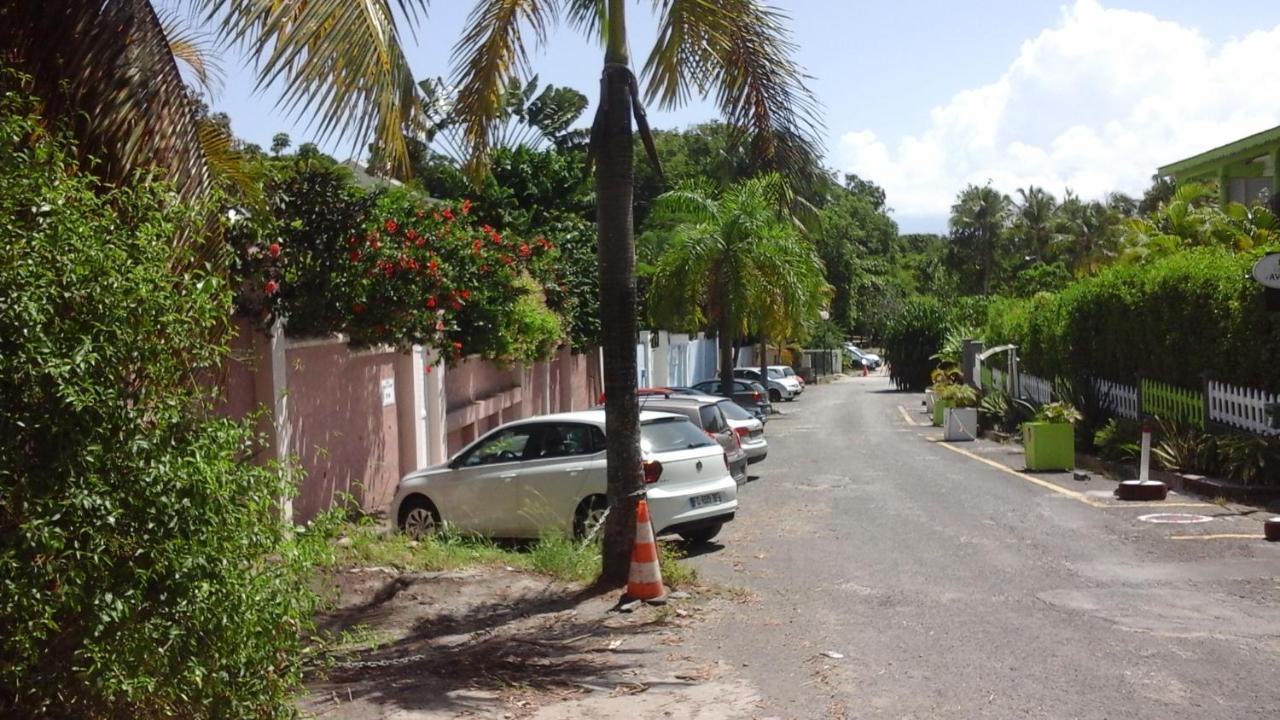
[626,500,667,603]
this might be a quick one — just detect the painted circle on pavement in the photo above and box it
[1137,513,1214,524]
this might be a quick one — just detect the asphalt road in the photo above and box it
[685,375,1280,720]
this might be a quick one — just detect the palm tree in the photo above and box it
[1013,186,1058,263]
[1,0,431,256]
[449,0,819,585]
[949,184,1010,295]
[647,175,828,404]
[1056,192,1121,276]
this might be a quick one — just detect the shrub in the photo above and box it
[1092,419,1141,462]
[1033,401,1082,426]
[0,82,326,717]
[882,295,951,390]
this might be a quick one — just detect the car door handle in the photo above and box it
[499,472,518,479]
[565,466,585,474]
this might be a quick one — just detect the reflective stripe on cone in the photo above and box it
[626,499,667,602]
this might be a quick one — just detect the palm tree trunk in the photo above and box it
[759,334,768,402]
[596,1,642,589]
[718,300,734,397]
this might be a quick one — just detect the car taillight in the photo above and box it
[642,459,663,484]
[734,426,749,442]
[752,391,762,401]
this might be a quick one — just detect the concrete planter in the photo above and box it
[944,407,978,441]
[1023,422,1074,471]
[925,389,936,414]
[932,398,951,427]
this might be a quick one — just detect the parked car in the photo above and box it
[733,367,801,402]
[714,398,767,465]
[391,410,737,544]
[635,396,750,485]
[774,365,804,389]
[690,378,772,419]
[844,343,882,369]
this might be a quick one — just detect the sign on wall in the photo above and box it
[381,378,395,407]
[1251,253,1280,289]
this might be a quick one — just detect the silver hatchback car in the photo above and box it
[390,410,738,544]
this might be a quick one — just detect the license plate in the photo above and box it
[689,492,723,508]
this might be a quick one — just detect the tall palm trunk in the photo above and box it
[596,2,643,588]
[718,290,734,397]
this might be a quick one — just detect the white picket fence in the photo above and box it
[1088,377,1140,420]
[986,367,1052,405]
[1208,380,1280,436]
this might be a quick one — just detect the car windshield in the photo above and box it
[717,400,753,421]
[767,368,784,378]
[781,368,796,377]
[641,417,715,453]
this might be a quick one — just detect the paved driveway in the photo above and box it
[686,375,1280,719]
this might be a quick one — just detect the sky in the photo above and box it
[210,1,1280,233]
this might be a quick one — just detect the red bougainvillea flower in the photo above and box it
[518,243,532,258]
[472,239,483,255]
[501,255,515,265]
[452,341,463,352]
[442,208,454,221]
[428,259,439,274]
[370,239,382,251]
[432,211,442,222]
[263,279,280,296]
[537,236,551,249]
[349,250,361,263]
[424,365,433,374]
[460,289,471,300]
[425,297,437,309]
[405,229,418,241]
[450,299,462,310]
[353,303,366,314]
[461,198,472,215]
[267,242,282,258]
[384,219,398,233]
[346,235,358,246]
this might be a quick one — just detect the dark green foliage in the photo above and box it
[984,248,1280,389]
[1092,419,1141,461]
[882,296,952,390]
[0,87,327,716]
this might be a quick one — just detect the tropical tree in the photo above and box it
[647,175,828,402]
[948,184,1011,295]
[1055,192,1122,276]
[449,0,819,585]
[1012,186,1059,263]
[1,0,433,265]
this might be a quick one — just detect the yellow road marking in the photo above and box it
[926,437,1092,504]
[897,405,927,427]
[1169,534,1263,541]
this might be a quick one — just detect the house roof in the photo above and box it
[1159,124,1280,179]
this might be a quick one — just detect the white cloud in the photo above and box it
[836,0,1280,222]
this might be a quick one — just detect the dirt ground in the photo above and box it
[302,567,766,719]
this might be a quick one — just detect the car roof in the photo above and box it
[506,409,685,425]
[638,395,718,408]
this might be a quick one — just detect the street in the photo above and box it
[685,375,1280,719]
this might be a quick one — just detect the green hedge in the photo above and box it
[984,249,1280,389]
[882,295,951,390]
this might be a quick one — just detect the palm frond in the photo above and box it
[449,0,559,182]
[208,0,428,174]
[197,117,263,211]
[563,0,607,45]
[0,0,211,203]
[158,7,225,97]
[642,0,823,186]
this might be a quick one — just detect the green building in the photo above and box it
[1159,125,1280,206]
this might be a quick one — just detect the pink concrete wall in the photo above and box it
[286,341,403,522]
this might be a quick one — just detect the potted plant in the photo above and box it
[937,384,979,440]
[928,367,962,426]
[1022,401,1082,471]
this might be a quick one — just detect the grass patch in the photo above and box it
[327,519,699,587]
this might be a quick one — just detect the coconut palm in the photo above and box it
[449,0,819,584]
[949,184,1011,295]
[0,1,430,222]
[1013,186,1059,263]
[647,175,828,404]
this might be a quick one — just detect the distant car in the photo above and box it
[844,344,882,370]
[775,365,804,389]
[391,410,737,545]
[636,396,749,485]
[691,379,772,419]
[733,367,801,402]
[715,398,767,465]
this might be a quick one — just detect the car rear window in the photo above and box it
[716,400,753,421]
[641,417,715,453]
[698,404,725,432]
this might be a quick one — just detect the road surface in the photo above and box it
[686,374,1280,719]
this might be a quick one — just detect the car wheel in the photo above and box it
[680,523,723,545]
[769,388,782,403]
[574,496,609,541]
[398,496,440,539]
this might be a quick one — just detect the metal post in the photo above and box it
[1138,421,1152,482]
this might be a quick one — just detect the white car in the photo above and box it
[768,365,804,396]
[390,410,738,545]
[733,367,802,402]
[714,397,767,465]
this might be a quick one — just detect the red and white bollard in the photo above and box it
[1117,422,1168,501]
